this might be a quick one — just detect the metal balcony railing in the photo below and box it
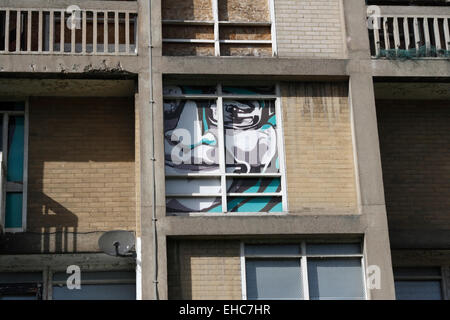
[0,7,138,55]
[369,13,450,59]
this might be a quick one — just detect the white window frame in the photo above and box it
[164,83,288,215]
[240,241,368,300]
[162,0,278,57]
[0,98,28,233]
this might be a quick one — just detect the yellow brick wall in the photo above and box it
[281,82,357,213]
[27,97,136,233]
[167,240,242,300]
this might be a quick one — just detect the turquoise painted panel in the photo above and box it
[228,196,282,213]
[5,193,23,229]
[7,116,24,182]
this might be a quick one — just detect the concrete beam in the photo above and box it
[0,253,135,272]
[160,215,366,236]
[0,79,135,97]
[1,0,138,11]
[372,60,450,78]
[157,56,349,76]
[0,55,139,74]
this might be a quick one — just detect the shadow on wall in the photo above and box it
[167,240,242,300]
[0,97,135,254]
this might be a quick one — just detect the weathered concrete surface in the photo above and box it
[0,55,140,74]
[0,253,135,272]
[0,79,135,97]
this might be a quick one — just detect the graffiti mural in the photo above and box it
[164,85,282,213]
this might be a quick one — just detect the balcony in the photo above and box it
[368,6,450,59]
[0,1,138,56]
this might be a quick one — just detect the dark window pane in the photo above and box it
[52,284,136,300]
[246,259,303,300]
[306,243,362,255]
[395,281,442,300]
[308,258,365,300]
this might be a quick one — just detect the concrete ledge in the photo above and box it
[0,231,105,254]
[160,215,366,236]
[0,253,135,272]
[157,56,350,77]
[1,0,138,10]
[371,60,450,77]
[0,54,140,74]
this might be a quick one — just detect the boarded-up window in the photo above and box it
[162,0,273,56]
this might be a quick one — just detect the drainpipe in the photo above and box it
[147,0,158,300]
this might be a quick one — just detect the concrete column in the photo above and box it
[344,0,395,300]
[138,0,168,300]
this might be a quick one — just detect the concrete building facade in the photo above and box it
[0,0,448,300]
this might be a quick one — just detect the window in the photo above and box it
[0,272,43,300]
[164,84,286,214]
[242,243,366,300]
[162,0,276,56]
[52,271,136,300]
[394,267,444,300]
[0,101,28,233]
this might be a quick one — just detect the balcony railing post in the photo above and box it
[5,10,10,52]
[16,10,21,52]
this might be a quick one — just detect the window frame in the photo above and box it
[163,83,288,215]
[0,97,29,233]
[161,0,278,57]
[240,241,368,300]
[394,266,446,300]
[50,270,136,300]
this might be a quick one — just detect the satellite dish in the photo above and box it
[98,230,135,257]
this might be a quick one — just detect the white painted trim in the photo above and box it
[136,237,142,300]
[275,84,288,212]
[240,242,247,300]
[268,0,278,57]
[212,0,220,56]
[301,241,310,300]
[162,39,215,44]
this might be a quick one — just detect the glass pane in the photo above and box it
[227,196,282,213]
[164,98,219,174]
[166,178,221,195]
[5,193,23,229]
[245,245,300,256]
[0,101,25,112]
[166,197,222,213]
[222,86,275,95]
[223,99,278,174]
[306,243,362,256]
[395,281,442,300]
[308,258,365,300]
[394,267,441,278]
[0,295,38,300]
[227,178,281,194]
[53,271,135,282]
[52,284,136,300]
[246,259,302,300]
[7,116,24,182]
[163,85,216,95]
[0,272,42,284]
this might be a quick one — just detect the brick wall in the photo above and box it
[281,82,357,213]
[167,240,242,300]
[27,97,136,233]
[275,0,346,58]
[377,100,450,248]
